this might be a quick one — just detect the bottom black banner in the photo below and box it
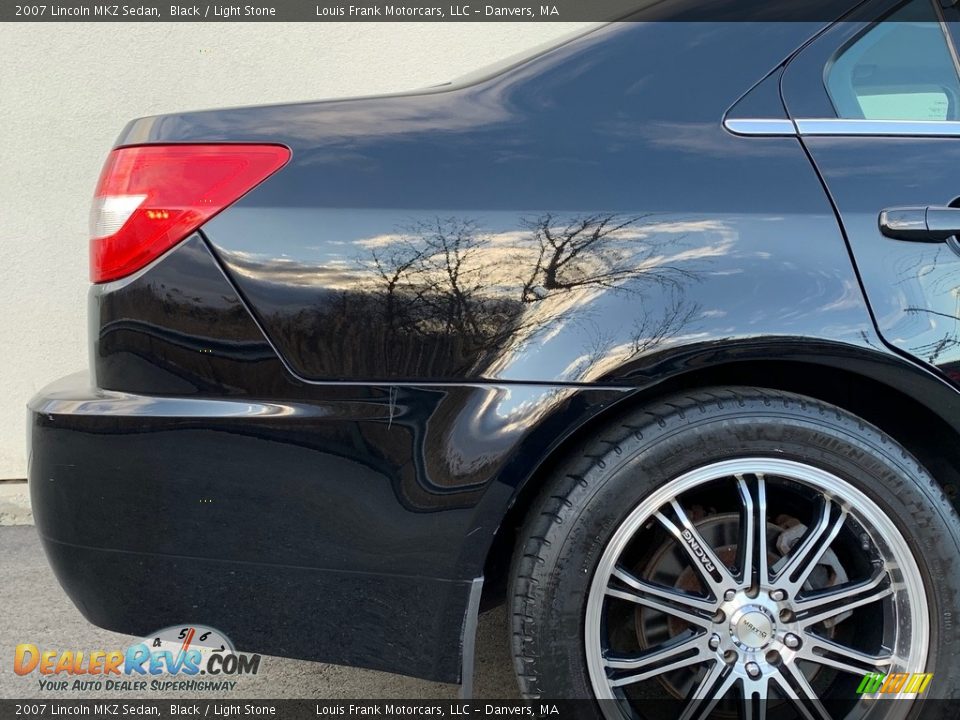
[0,699,947,720]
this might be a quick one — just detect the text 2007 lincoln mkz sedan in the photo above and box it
[28,1,960,717]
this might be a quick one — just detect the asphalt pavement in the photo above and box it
[0,526,519,699]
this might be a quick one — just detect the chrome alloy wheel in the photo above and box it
[585,458,929,720]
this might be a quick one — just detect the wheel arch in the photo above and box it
[479,345,960,607]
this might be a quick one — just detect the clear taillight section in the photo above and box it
[89,144,290,283]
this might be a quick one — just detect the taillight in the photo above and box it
[89,144,290,283]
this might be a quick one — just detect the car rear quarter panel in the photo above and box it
[118,22,870,385]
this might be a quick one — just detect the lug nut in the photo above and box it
[784,633,801,649]
[745,662,762,679]
[770,589,786,601]
[724,590,736,601]
[708,634,721,650]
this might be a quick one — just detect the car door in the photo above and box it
[780,0,960,381]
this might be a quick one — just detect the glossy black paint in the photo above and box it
[781,3,960,381]
[91,235,279,396]
[27,4,960,686]
[127,21,862,383]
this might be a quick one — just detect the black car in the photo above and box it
[28,1,960,717]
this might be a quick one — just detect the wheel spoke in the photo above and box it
[773,496,848,597]
[797,579,893,629]
[611,565,718,613]
[605,631,709,686]
[797,635,893,677]
[736,473,769,590]
[794,569,890,618]
[605,581,714,629]
[739,678,768,720]
[678,661,737,720]
[771,662,833,720]
[656,499,734,598]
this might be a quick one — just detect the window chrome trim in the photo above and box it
[795,118,960,136]
[723,117,960,137]
[723,118,797,136]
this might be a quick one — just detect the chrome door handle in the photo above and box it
[879,206,960,242]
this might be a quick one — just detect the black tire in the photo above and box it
[508,386,960,717]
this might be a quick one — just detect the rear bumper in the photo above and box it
[28,372,470,683]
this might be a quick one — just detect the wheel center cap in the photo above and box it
[730,606,775,650]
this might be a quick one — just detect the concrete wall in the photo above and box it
[0,22,590,479]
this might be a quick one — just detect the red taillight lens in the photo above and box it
[89,144,290,283]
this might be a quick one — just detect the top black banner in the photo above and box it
[0,0,888,23]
